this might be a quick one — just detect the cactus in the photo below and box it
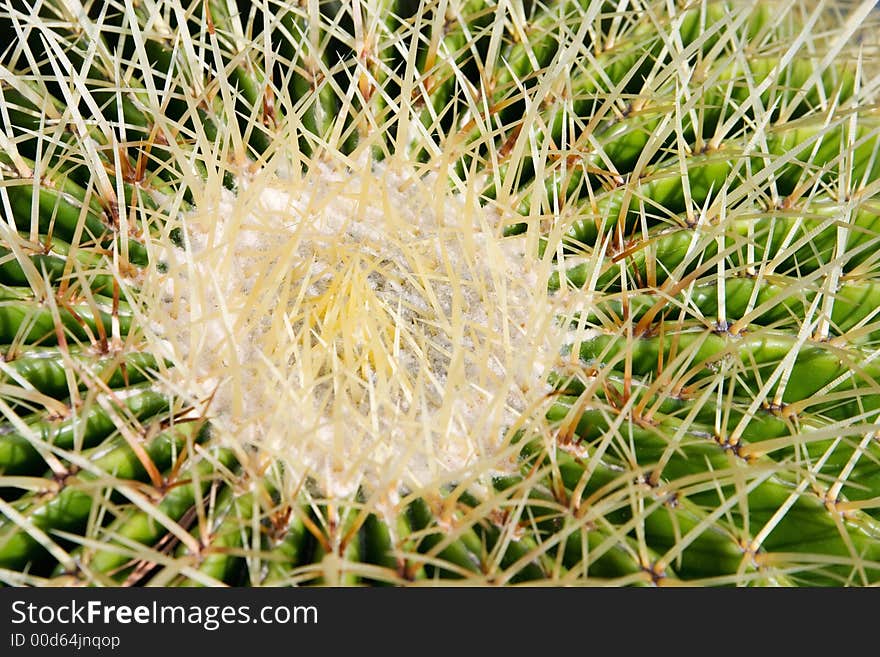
[1,0,879,587]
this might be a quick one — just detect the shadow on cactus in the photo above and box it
[1,0,879,586]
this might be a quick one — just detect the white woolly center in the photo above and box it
[145,161,568,498]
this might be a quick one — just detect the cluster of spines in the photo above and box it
[0,0,879,586]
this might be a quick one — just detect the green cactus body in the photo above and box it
[0,0,879,586]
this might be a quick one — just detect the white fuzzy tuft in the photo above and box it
[141,157,572,497]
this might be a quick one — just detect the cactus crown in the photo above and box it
[1,0,880,586]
